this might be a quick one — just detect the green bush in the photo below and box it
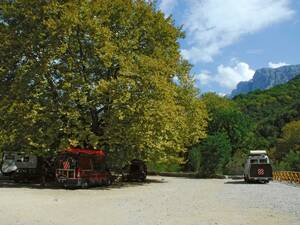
[197,132,232,177]
[277,150,300,171]
[224,151,248,175]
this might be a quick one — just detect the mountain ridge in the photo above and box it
[230,64,300,97]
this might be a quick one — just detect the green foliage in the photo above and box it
[277,150,300,171]
[197,132,232,177]
[279,120,300,151]
[187,93,257,175]
[188,144,202,172]
[234,75,300,148]
[274,121,300,171]
[224,151,248,175]
[202,93,256,153]
[209,108,256,152]
[0,0,208,164]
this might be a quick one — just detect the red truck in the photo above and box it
[56,148,112,188]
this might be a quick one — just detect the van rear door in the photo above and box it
[250,164,273,178]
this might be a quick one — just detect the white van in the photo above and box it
[244,150,273,183]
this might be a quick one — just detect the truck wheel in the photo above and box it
[104,178,112,186]
[81,180,89,189]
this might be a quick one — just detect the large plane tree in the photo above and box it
[0,0,208,164]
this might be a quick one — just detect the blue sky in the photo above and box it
[158,0,300,95]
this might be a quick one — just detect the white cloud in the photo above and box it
[195,61,255,90]
[194,71,211,85]
[217,93,226,97]
[159,0,178,17]
[268,62,289,68]
[178,0,294,63]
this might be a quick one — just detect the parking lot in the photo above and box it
[0,176,299,225]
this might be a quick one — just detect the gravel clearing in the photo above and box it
[0,176,299,225]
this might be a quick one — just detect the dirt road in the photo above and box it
[0,176,299,225]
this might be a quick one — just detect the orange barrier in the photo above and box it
[273,171,300,184]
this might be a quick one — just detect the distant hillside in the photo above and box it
[234,75,300,146]
[231,64,300,97]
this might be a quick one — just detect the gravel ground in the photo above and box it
[0,176,299,225]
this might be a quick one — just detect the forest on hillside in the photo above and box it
[234,75,300,172]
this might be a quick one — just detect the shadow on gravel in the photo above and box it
[225,180,268,185]
[0,180,61,189]
[0,177,166,190]
[88,178,167,191]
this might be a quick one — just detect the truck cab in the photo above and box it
[56,148,112,188]
[244,150,273,183]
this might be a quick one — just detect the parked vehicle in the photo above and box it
[1,151,46,182]
[1,151,55,183]
[55,148,112,188]
[122,159,147,182]
[244,150,273,183]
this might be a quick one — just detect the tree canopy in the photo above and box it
[234,75,300,147]
[275,121,300,170]
[0,0,208,164]
[187,93,257,176]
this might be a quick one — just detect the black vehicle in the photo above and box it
[122,159,147,182]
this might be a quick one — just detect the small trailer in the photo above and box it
[244,150,273,183]
[1,152,44,182]
[56,148,112,188]
[1,151,55,183]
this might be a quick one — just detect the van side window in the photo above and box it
[260,159,267,164]
[79,157,92,170]
[250,159,258,164]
